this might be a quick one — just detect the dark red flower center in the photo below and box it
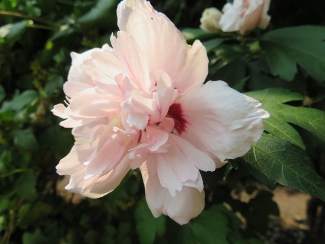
[167,103,188,135]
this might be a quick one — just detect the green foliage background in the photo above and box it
[0,0,325,243]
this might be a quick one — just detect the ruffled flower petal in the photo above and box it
[176,81,269,165]
[117,0,208,94]
[141,164,205,225]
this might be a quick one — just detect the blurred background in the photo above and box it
[1,0,325,243]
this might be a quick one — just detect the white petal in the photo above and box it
[154,133,214,196]
[220,3,241,32]
[141,165,205,225]
[177,81,268,164]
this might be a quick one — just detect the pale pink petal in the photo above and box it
[129,90,158,118]
[152,71,177,122]
[158,117,175,133]
[153,134,213,195]
[82,155,131,198]
[110,31,153,93]
[141,165,205,225]
[126,111,149,130]
[240,1,264,34]
[117,0,208,94]
[56,146,85,175]
[146,125,169,152]
[157,154,182,197]
[88,49,124,80]
[69,88,119,117]
[84,139,126,179]
[65,168,98,195]
[59,117,95,128]
[68,46,107,86]
[168,134,215,173]
[177,81,269,165]
[63,81,93,98]
[52,104,69,119]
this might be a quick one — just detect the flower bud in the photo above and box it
[219,0,271,35]
[200,7,223,32]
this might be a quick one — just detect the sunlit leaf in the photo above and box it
[246,88,325,147]
[242,134,325,202]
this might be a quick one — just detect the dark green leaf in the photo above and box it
[202,38,224,53]
[242,134,325,202]
[14,129,39,151]
[14,170,37,200]
[261,26,325,82]
[191,205,243,244]
[22,228,47,244]
[213,59,246,91]
[181,28,216,41]
[1,90,38,112]
[0,198,10,213]
[134,199,165,244]
[0,85,5,103]
[4,20,28,45]
[0,151,12,170]
[76,0,117,31]
[45,74,64,97]
[246,88,325,145]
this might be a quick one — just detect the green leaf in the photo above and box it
[22,228,47,244]
[14,170,37,200]
[191,205,243,244]
[0,198,10,213]
[202,38,224,53]
[213,59,247,91]
[246,88,325,147]
[14,129,39,151]
[263,116,305,150]
[134,199,165,244]
[181,28,216,41]
[242,133,325,202]
[76,0,117,31]
[0,85,5,103]
[1,90,38,112]
[261,26,325,82]
[45,74,64,97]
[4,20,28,45]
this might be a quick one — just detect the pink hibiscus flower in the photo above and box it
[52,0,269,224]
